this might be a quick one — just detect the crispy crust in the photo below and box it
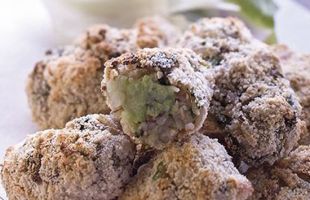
[77,16,179,56]
[210,48,303,166]
[177,17,261,60]
[134,16,180,48]
[272,44,310,145]
[76,24,136,60]
[1,114,136,200]
[104,48,213,108]
[103,48,214,147]
[27,17,179,129]
[120,134,253,200]
[247,145,310,200]
[26,47,109,129]
[178,17,303,167]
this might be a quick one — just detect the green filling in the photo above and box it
[152,161,167,181]
[107,75,176,134]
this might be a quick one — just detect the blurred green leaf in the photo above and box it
[265,30,277,44]
[170,0,278,42]
[228,0,278,28]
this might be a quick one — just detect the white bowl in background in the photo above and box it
[42,0,169,44]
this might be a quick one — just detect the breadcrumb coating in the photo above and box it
[120,134,253,200]
[210,48,303,167]
[76,24,136,60]
[272,44,310,145]
[77,16,179,57]
[1,114,136,200]
[177,17,260,61]
[247,145,310,200]
[178,17,303,167]
[134,16,180,48]
[27,17,179,129]
[26,47,109,129]
[104,48,213,107]
[21,16,310,200]
[103,48,214,149]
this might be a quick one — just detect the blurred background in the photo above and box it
[0,0,310,198]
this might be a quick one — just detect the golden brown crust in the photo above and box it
[272,44,310,145]
[26,47,110,129]
[134,16,180,48]
[177,17,261,60]
[247,145,310,200]
[120,134,253,200]
[104,48,213,108]
[179,18,303,167]
[210,49,303,167]
[77,16,179,58]
[76,24,136,60]
[1,114,136,200]
[27,17,179,129]
[103,48,214,148]
[22,17,310,200]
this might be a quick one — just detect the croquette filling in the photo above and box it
[107,74,197,147]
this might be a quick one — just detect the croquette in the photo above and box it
[177,17,260,61]
[178,17,303,167]
[1,114,136,200]
[102,48,214,149]
[247,145,310,200]
[120,134,253,200]
[26,17,179,129]
[26,46,110,129]
[272,44,310,144]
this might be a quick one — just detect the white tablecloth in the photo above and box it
[0,1,55,197]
